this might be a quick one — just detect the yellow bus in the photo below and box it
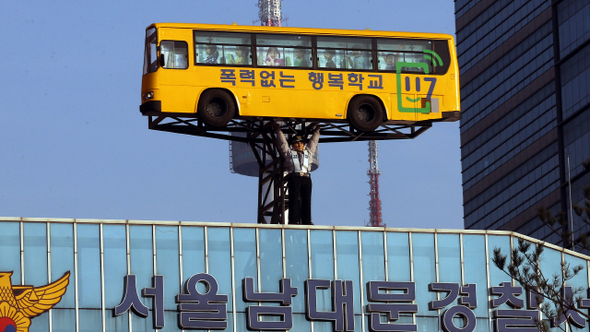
[140,23,460,132]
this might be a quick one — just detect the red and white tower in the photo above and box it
[257,0,282,26]
[368,140,384,227]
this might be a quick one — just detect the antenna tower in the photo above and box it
[257,0,282,26]
[368,140,384,227]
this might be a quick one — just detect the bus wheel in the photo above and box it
[347,96,384,132]
[197,90,236,128]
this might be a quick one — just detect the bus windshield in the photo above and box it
[143,27,158,75]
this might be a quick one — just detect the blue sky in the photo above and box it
[0,0,463,229]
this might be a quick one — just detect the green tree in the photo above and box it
[492,239,586,331]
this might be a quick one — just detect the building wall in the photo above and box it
[1,218,590,331]
[456,0,590,245]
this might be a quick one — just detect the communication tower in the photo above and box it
[367,140,385,227]
[257,0,282,26]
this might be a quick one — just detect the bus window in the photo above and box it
[196,44,220,64]
[344,49,372,70]
[377,39,454,74]
[377,52,401,71]
[285,48,311,68]
[401,52,428,73]
[160,41,188,69]
[143,27,158,75]
[225,46,252,65]
[317,36,372,70]
[258,46,285,66]
[318,49,342,69]
[377,39,428,73]
[256,34,311,67]
[431,40,451,74]
[194,31,252,65]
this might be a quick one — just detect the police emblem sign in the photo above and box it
[0,271,69,332]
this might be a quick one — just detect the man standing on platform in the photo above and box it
[272,122,321,225]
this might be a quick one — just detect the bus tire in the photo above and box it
[347,96,384,132]
[197,89,236,128]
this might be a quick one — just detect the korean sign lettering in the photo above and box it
[114,273,590,331]
[366,281,417,332]
[305,279,355,331]
[219,69,384,91]
[243,277,298,330]
[176,273,228,329]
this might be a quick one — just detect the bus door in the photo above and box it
[157,29,196,114]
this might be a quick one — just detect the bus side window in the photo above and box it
[319,49,338,69]
[195,44,221,64]
[226,46,251,65]
[401,52,429,73]
[160,41,188,69]
[286,48,311,68]
[256,34,311,67]
[378,52,399,71]
[258,46,284,67]
[345,49,371,70]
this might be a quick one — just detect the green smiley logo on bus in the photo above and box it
[396,50,443,114]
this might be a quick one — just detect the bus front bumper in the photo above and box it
[140,101,162,115]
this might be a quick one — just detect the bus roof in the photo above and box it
[148,22,454,41]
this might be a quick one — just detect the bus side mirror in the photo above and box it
[159,54,165,67]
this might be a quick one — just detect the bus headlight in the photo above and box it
[142,91,154,102]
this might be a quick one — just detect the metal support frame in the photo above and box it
[246,123,288,224]
[146,115,433,224]
[147,115,433,143]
